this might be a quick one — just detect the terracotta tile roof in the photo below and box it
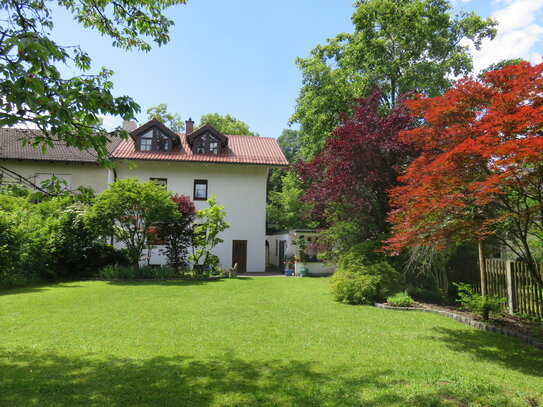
[0,128,122,163]
[112,134,289,166]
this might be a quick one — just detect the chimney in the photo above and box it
[122,120,137,132]
[185,117,194,134]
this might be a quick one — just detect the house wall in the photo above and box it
[0,160,110,193]
[294,262,336,276]
[267,232,291,268]
[114,160,268,272]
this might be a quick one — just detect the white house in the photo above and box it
[0,118,288,272]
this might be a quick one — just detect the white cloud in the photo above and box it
[470,0,543,72]
[100,115,122,131]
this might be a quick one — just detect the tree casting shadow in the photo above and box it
[432,326,543,377]
[0,348,526,407]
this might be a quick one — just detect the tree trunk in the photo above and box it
[478,240,487,297]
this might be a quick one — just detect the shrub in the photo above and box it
[387,292,414,307]
[330,273,380,304]
[98,265,182,280]
[83,245,130,275]
[454,283,506,321]
[0,210,38,288]
[159,194,196,271]
[330,242,401,304]
[406,287,446,304]
[337,240,386,270]
[0,192,123,288]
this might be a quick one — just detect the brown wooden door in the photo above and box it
[279,240,286,269]
[232,240,247,272]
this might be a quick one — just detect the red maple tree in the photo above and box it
[158,194,196,271]
[297,89,415,252]
[387,61,543,290]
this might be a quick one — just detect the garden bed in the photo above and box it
[376,301,543,351]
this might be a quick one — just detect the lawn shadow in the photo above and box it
[0,348,524,407]
[105,276,265,286]
[432,326,543,377]
[0,282,84,297]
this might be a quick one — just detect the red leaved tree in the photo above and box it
[296,89,416,259]
[387,61,543,291]
[158,194,196,271]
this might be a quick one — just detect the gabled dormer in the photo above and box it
[130,118,180,152]
[186,123,228,155]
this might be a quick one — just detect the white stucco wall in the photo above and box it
[1,160,110,193]
[114,160,269,272]
[267,232,290,268]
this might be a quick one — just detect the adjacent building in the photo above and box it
[0,119,288,272]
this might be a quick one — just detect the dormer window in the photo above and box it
[186,123,228,155]
[193,132,221,155]
[135,126,175,152]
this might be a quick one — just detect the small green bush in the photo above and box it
[387,292,414,307]
[330,273,379,304]
[337,240,385,272]
[454,283,506,321]
[330,242,401,305]
[98,265,183,280]
[406,287,446,304]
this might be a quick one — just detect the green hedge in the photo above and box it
[0,193,128,289]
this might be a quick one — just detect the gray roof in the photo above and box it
[0,128,122,163]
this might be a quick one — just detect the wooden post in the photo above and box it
[478,240,487,296]
[505,260,516,314]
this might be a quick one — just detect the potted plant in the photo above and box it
[294,237,311,276]
[283,253,295,276]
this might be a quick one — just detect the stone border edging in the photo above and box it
[374,302,543,351]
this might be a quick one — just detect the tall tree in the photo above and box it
[199,113,257,136]
[267,171,315,231]
[267,128,304,197]
[296,89,415,259]
[0,0,185,163]
[291,0,496,158]
[387,62,543,289]
[86,179,178,268]
[277,129,303,163]
[147,104,184,132]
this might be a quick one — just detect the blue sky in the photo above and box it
[51,0,543,138]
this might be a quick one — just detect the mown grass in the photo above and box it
[1,277,542,406]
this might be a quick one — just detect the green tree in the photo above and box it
[189,195,230,274]
[291,0,496,158]
[86,179,178,268]
[277,129,303,163]
[158,194,196,271]
[267,172,315,231]
[199,113,257,136]
[267,128,304,196]
[0,0,185,163]
[147,103,184,132]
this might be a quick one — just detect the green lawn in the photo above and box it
[1,277,542,406]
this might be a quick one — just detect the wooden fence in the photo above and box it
[485,259,543,319]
